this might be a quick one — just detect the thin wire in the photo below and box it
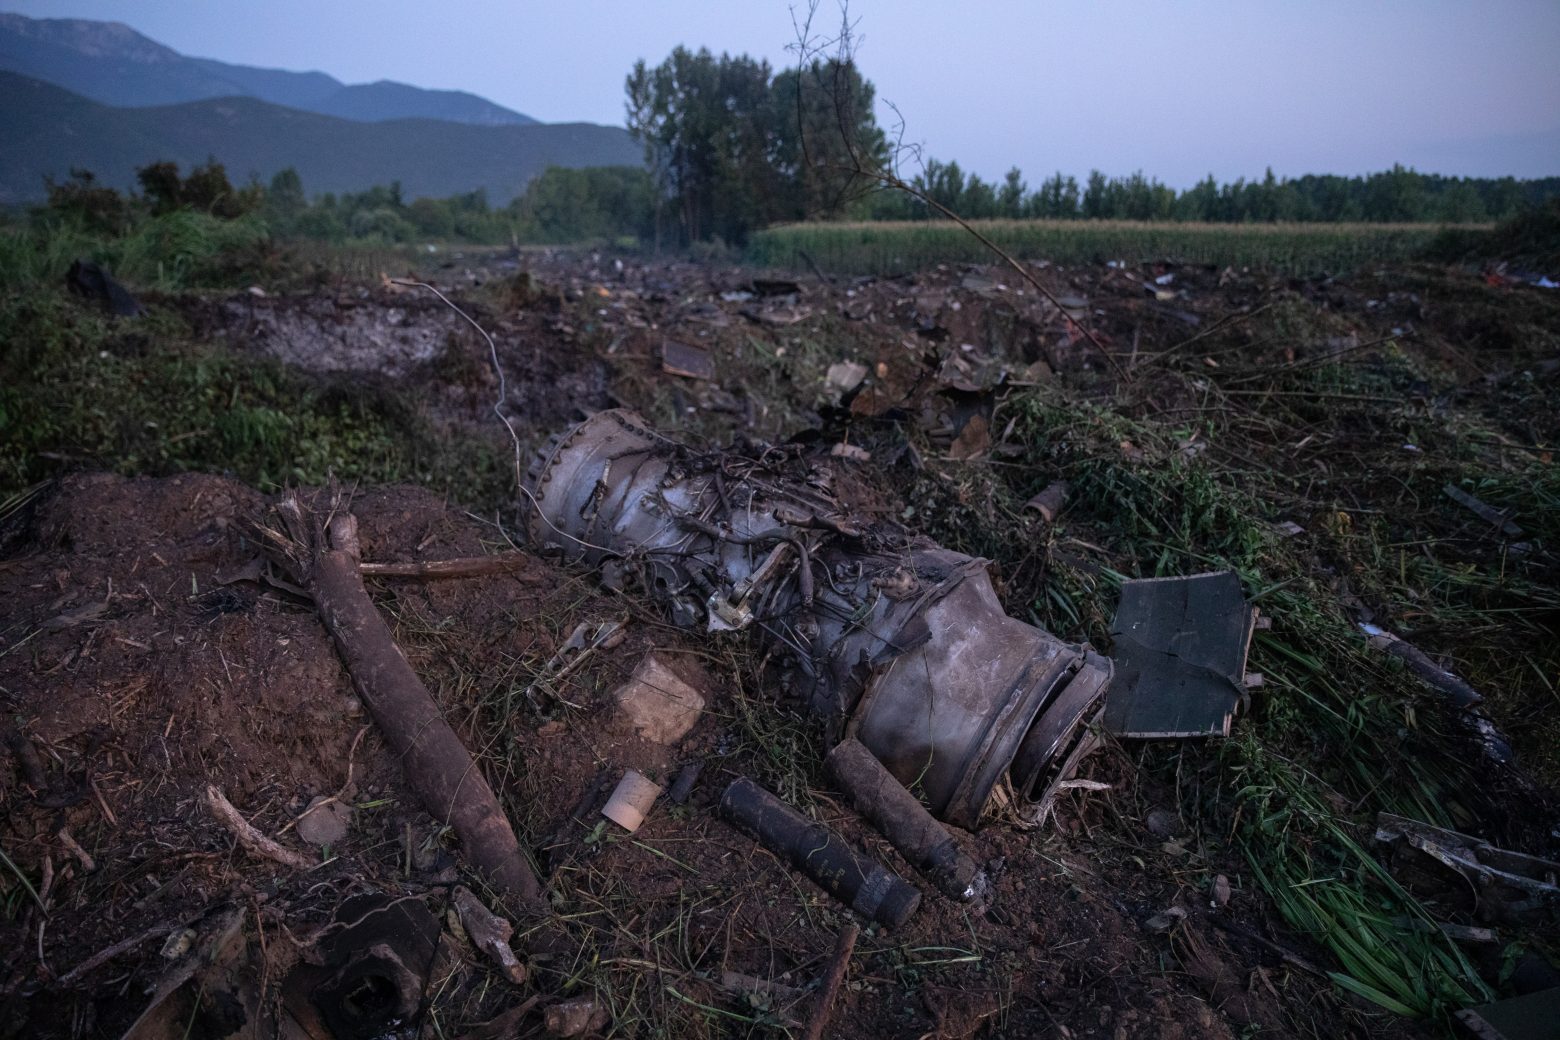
[388,277,618,556]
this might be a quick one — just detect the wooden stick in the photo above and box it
[257,492,545,912]
[359,553,540,580]
[204,786,314,871]
[55,920,184,987]
[804,923,859,1040]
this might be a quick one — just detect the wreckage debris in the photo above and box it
[611,652,707,745]
[660,339,715,380]
[1023,480,1070,523]
[1443,483,1523,538]
[1456,987,1560,1040]
[544,995,610,1037]
[66,257,142,317]
[719,778,921,929]
[116,908,249,1040]
[283,892,446,1040]
[453,886,527,985]
[825,738,982,901]
[524,409,1110,828]
[1374,814,1559,917]
[1103,571,1260,739]
[668,759,703,804]
[601,769,663,833]
[803,923,860,1040]
[1359,623,1484,709]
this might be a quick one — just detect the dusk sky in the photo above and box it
[7,0,1559,187]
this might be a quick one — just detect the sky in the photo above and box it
[6,0,1560,187]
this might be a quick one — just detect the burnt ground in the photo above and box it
[1,246,1558,1039]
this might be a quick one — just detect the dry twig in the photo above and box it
[204,785,314,871]
[803,922,859,1040]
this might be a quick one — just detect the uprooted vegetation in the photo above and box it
[1,239,1557,1039]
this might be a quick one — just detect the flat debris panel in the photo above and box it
[1103,570,1257,738]
[1455,987,1560,1040]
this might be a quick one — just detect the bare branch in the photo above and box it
[786,2,1127,379]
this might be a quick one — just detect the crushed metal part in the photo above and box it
[524,409,1110,828]
[283,893,445,1040]
[1102,571,1259,739]
[661,340,715,380]
[1375,813,1560,915]
[452,886,526,985]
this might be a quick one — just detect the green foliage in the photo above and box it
[1427,197,1560,271]
[748,218,1443,276]
[43,168,132,235]
[510,166,656,243]
[920,388,1515,1020]
[0,293,511,507]
[135,159,262,219]
[1,207,278,292]
[626,47,887,244]
[871,162,1555,225]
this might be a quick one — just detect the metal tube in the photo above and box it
[825,739,981,900]
[719,778,921,929]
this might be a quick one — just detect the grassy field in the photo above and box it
[748,219,1470,276]
[3,220,1554,1032]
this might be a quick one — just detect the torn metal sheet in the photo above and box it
[1375,813,1560,915]
[1102,571,1259,738]
[661,340,715,380]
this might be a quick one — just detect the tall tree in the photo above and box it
[626,48,886,243]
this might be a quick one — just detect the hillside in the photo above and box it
[0,72,639,204]
[0,12,536,125]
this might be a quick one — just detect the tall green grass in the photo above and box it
[0,293,511,506]
[748,219,1460,276]
[0,210,275,292]
[912,389,1522,1021]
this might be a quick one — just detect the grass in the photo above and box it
[900,344,1555,1021]
[0,210,292,293]
[747,219,1461,277]
[0,292,512,506]
[4,215,1552,1033]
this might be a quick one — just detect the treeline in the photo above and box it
[620,47,1557,242]
[868,162,1556,225]
[31,160,658,247]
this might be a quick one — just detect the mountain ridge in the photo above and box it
[0,71,640,204]
[0,13,538,126]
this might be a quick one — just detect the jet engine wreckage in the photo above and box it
[526,408,1114,828]
[524,409,1261,920]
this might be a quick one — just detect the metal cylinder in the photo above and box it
[719,778,921,929]
[825,739,981,900]
[525,409,1110,829]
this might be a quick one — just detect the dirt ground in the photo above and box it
[2,246,1557,1039]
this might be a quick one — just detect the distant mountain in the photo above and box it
[0,72,639,204]
[0,13,537,125]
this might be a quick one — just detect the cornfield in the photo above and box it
[747,219,1467,276]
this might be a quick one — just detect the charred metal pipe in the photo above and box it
[720,778,921,928]
[826,739,981,900]
[525,409,1110,829]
